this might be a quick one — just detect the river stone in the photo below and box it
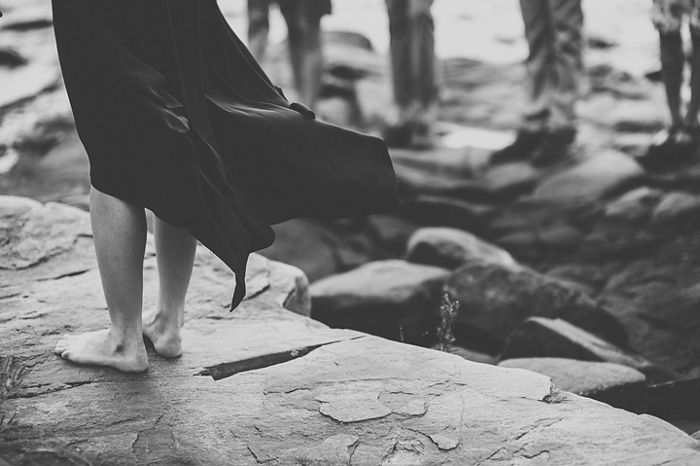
[3,195,700,465]
[651,191,700,228]
[603,186,663,226]
[533,150,645,204]
[501,317,678,384]
[405,227,516,270]
[445,260,628,349]
[310,260,450,346]
[402,194,497,232]
[647,378,700,421]
[498,357,648,413]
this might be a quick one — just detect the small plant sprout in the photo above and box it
[436,290,459,353]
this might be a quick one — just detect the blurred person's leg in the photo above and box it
[384,0,438,148]
[407,0,438,148]
[643,0,696,169]
[531,0,583,166]
[687,32,700,128]
[247,0,273,62]
[685,2,700,129]
[491,0,553,163]
[660,32,685,128]
[280,0,330,110]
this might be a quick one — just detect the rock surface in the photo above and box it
[445,260,628,351]
[499,357,648,413]
[405,226,516,270]
[3,196,700,465]
[310,259,450,346]
[501,317,678,383]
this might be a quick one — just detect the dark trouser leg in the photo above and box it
[685,32,700,128]
[247,0,272,62]
[660,31,685,128]
[281,1,324,110]
[548,0,583,134]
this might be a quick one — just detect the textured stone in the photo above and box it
[310,260,450,345]
[499,357,648,413]
[402,194,497,232]
[648,378,700,421]
[2,198,700,465]
[445,261,628,351]
[600,249,700,374]
[405,227,515,270]
[651,191,700,228]
[603,187,662,226]
[501,317,678,383]
[533,151,645,204]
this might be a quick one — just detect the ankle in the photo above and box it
[148,305,184,326]
[108,327,145,352]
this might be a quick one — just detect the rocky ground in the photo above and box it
[2,0,700,460]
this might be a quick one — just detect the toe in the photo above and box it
[54,341,67,354]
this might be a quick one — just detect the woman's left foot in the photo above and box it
[142,309,183,358]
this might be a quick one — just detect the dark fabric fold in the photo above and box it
[52,0,398,310]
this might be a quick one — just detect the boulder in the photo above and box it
[600,247,700,374]
[3,194,700,466]
[533,151,645,205]
[501,317,678,384]
[651,191,700,228]
[402,194,497,232]
[499,357,648,413]
[648,378,700,421]
[603,187,663,226]
[405,227,516,270]
[445,261,628,349]
[479,161,540,200]
[365,214,418,254]
[310,260,451,346]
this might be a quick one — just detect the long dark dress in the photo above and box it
[52,0,398,309]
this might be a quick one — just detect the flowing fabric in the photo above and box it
[52,0,398,309]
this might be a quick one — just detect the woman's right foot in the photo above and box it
[54,329,148,372]
[142,309,183,358]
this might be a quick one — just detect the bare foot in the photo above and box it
[54,329,148,372]
[142,309,183,358]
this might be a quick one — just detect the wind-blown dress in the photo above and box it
[52,0,398,309]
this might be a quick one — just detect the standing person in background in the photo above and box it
[640,0,700,170]
[491,0,584,166]
[383,0,440,150]
[247,0,331,111]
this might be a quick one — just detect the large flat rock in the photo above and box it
[2,196,700,465]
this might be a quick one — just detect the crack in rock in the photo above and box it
[278,434,359,465]
[8,380,93,400]
[36,268,91,282]
[197,340,344,381]
[428,433,459,451]
[381,437,425,466]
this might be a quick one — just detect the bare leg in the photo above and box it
[142,216,197,358]
[54,188,148,372]
[659,31,685,127]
